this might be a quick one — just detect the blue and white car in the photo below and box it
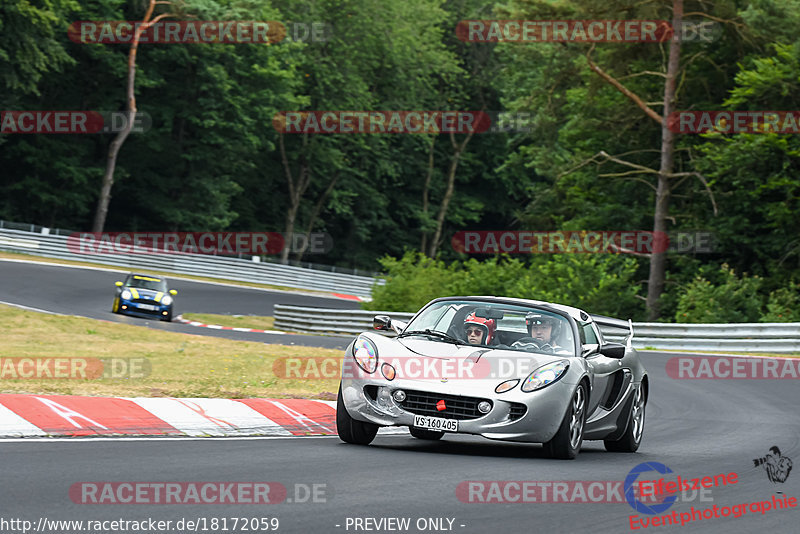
[112,273,176,322]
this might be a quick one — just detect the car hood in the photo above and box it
[125,287,166,301]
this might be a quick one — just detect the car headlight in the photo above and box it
[161,295,173,306]
[521,360,569,392]
[120,290,132,300]
[351,336,378,373]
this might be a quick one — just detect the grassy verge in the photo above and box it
[0,304,341,399]
[181,313,275,331]
[0,250,341,297]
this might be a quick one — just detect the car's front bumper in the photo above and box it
[341,375,576,443]
[118,298,171,319]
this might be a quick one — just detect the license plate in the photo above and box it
[413,415,458,432]
[137,304,157,311]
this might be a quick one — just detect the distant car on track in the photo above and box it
[336,296,648,459]
[112,273,177,322]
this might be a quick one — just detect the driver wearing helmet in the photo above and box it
[464,312,496,345]
[512,313,567,353]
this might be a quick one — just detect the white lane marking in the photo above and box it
[0,403,48,437]
[0,300,66,315]
[126,397,292,437]
[0,435,341,442]
[0,427,409,441]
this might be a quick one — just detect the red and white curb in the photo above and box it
[174,315,289,334]
[0,394,342,438]
[0,394,407,438]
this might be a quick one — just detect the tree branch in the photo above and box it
[586,44,663,125]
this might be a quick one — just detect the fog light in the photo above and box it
[377,387,392,407]
[121,305,127,310]
[381,363,396,380]
[477,401,492,414]
[162,311,168,315]
[392,390,406,403]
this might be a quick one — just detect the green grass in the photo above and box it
[0,304,342,399]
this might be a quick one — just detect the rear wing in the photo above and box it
[591,314,634,344]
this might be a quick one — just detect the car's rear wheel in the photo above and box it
[336,383,379,445]
[543,383,586,460]
[409,427,444,440]
[604,384,645,452]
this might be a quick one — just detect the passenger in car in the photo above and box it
[463,312,496,345]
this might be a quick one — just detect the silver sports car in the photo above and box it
[336,296,648,459]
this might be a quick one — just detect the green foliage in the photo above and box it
[675,265,763,323]
[365,251,643,318]
[761,283,800,322]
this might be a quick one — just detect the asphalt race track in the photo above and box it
[1,258,798,533]
[0,258,361,349]
[1,352,798,533]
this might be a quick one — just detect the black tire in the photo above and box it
[604,384,645,452]
[409,427,444,440]
[543,383,587,460]
[336,383,379,445]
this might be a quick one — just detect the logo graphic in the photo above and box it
[625,462,677,515]
[754,446,793,483]
[436,400,447,411]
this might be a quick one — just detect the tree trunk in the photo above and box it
[279,133,310,264]
[646,0,683,320]
[420,136,436,253]
[92,0,168,232]
[428,130,475,257]
[293,173,339,262]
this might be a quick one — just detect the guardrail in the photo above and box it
[273,305,800,353]
[0,227,380,297]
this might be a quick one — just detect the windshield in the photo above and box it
[403,299,575,357]
[125,275,168,292]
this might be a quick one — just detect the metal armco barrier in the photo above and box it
[274,305,800,353]
[0,227,379,297]
[274,305,415,336]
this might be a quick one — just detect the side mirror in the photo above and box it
[581,343,600,357]
[600,342,626,359]
[115,281,123,287]
[169,289,177,296]
[373,315,391,331]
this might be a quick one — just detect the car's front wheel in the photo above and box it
[543,383,586,460]
[336,383,379,445]
[409,427,444,440]
[604,384,645,452]
[111,297,120,314]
